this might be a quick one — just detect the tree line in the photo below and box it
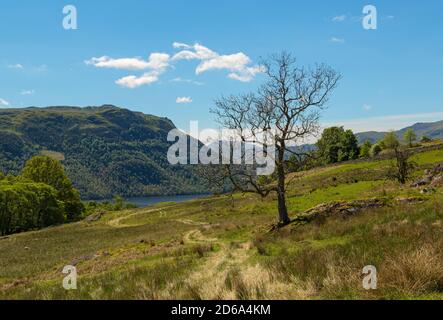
[0,156,84,236]
[314,126,428,165]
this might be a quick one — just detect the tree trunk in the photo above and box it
[276,161,290,225]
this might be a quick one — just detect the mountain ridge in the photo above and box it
[355,120,443,144]
[0,105,204,199]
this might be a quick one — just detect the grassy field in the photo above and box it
[0,146,442,300]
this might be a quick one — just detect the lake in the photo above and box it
[90,194,210,208]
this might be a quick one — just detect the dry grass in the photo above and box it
[0,151,442,300]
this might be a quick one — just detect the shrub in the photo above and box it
[0,179,64,235]
[370,144,382,157]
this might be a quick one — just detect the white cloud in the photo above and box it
[8,63,24,69]
[330,37,345,44]
[176,96,193,104]
[171,77,204,85]
[87,43,262,87]
[0,98,10,107]
[87,53,170,88]
[227,65,266,82]
[115,71,160,88]
[86,56,151,70]
[20,89,35,95]
[172,42,192,49]
[173,43,264,82]
[362,104,372,111]
[7,64,48,72]
[85,53,170,71]
[196,52,251,74]
[34,64,48,72]
[332,15,346,22]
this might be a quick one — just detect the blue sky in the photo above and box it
[1,0,442,132]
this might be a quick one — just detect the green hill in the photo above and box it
[0,105,203,199]
[356,120,443,144]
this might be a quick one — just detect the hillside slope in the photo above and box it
[356,120,443,144]
[0,145,442,300]
[0,105,203,199]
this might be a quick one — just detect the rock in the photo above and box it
[421,187,437,194]
[411,176,432,187]
[431,174,443,187]
[300,199,384,219]
[85,211,104,223]
[395,196,426,204]
[70,254,98,266]
[430,163,443,175]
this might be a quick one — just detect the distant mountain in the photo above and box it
[0,105,205,199]
[355,131,387,145]
[356,120,443,144]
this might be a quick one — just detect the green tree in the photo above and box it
[382,131,400,150]
[403,128,417,147]
[421,136,432,143]
[21,156,84,221]
[389,148,415,184]
[359,141,372,158]
[0,179,64,236]
[317,127,360,164]
[370,143,382,157]
[113,195,124,211]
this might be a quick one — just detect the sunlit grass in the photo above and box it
[0,146,442,299]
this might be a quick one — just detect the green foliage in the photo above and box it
[389,148,416,184]
[21,156,84,221]
[382,131,400,150]
[359,141,372,158]
[84,196,138,215]
[316,127,359,164]
[421,136,432,143]
[0,178,64,235]
[403,128,417,147]
[370,143,382,157]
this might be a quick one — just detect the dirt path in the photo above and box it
[162,217,308,299]
[109,211,301,299]
[107,207,170,228]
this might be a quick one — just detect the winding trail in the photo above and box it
[107,207,171,228]
[108,206,298,299]
[171,218,256,299]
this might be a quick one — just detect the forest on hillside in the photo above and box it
[0,106,205,199]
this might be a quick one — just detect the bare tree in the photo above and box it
[209,52,341,226]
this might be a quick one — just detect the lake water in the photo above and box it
[91,194,210,208]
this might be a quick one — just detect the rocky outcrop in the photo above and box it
[285,196,427,230]
[411,163,443,190]
[289,199,386,227]
[84,210,105,223]
[411,176,432,187]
